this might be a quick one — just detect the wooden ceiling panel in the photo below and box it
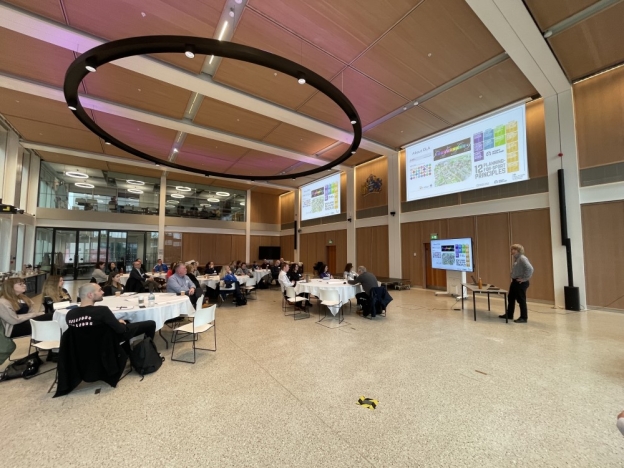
[193,97,280,140]
[3,0,66,23]
[167,172,252,191]
[548,2,624,80]
[250,186,288,195]
[84,64,192,119]
[246,0,421,63]
[524,0,599,31]
[93,111,177,159]
[176,134,249,173]
[297,91,351,130]
[175,153,237,173]
[0,88,85,130]
[7,116,103,153]
[0,28,75,88]
[363,107,448,148]
[63,0,226,74]
[262,122,337,154]
[317,143,381,167]
[227,153,298,177]
[420,59,536,125]
[352,0,504,100]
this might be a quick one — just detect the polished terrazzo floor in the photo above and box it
[1,284,623,467]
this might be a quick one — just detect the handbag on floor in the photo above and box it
[0,352,42,381]
[129,338,164,380]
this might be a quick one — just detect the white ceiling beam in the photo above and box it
[19,141,296,192]
[0,3,395,157]
[0,73,342,168]
[465,0,570,98]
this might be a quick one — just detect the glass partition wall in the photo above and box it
[164,180,246,221]
[35,228,158,279]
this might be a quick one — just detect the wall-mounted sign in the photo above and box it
[361,174,383,196]
[328,239,333,244]
[430,233,438,240]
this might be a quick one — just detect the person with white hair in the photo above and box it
[499,244,534,323]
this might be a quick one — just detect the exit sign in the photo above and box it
[430,233,438,240]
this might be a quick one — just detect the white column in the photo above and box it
[387,151,402,277]
[544,91,587,309]
[23,224,35,266]
[0,216,12,271]
[157,174,166,259]
[15,223,24,270]
[294,189,300,263]
[346,167,356,264]
[26,152,40,215]
[245,189,251,263]
[2,130,19,205]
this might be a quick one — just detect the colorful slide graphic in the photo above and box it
[405,105,528,202]
[431,238,473,273]
[301,173,341,221]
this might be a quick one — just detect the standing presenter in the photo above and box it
[500,244,534,323]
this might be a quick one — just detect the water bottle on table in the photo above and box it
[148,291,155,307]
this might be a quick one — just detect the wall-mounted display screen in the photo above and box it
[300,173,341,221]
[405,105,528,201]
[431,238,474,272]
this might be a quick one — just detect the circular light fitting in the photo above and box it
[175,186,192,192]
[128,188,143,194]
[215,191,230,196]
[166,200,179,204]
[75,182,94,188]
[126,179,145,185]
[65,171,89,179]
[171,193,185,199]
[206,198,220,203]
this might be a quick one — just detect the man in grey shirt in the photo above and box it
[167,264,200,307]
[348,266,378,296]
[500,244,534,323]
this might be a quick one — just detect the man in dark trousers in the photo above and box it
[499,243,534,323]
[126,260,154,293]
[348,266,379,317]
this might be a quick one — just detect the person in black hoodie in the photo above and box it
[204,261,217,275]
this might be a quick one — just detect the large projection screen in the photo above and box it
[405,104,528,201]
[301,173,341,221]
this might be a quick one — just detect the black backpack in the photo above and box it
[256,277,269,289]
[129,338,164,380]
[235,293,247,306]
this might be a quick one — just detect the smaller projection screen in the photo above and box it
[300,173,341,221]
[431,238,474,272]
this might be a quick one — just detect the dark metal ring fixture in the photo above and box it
[64,36,362,181]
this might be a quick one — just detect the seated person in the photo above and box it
[67,283,156,343]
[92,261,108,284]
[166,263,201,306]
[270,260,282,285]
[153,259,168,273]
[343,263,356,281]
[251,261,259,270]
[106,262,120,275]
[288,263,302,282]
[166,262,177,279]
[186,263,201,289]
[204,261,217,275]
[319,264,332,279]
[278,264,306,310]
[126,260,158,293]
[348,266,379,317]
[235,262,253,277]
[103,273,124,296]
[42,275,72,314]
[219,266,238,300]
[261,259,270,269]
[134,258,146,273]
[0,278,53,338]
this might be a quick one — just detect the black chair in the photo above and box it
[53,325,130,397]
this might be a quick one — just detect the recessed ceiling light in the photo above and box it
[543,30,553,38]
[127,179,145,185]
[351,151,356,154]
[173,148,179,153]
[229,7,234,17]
[215,191,230,196]
[171,193,185,199]
[85,58,97,72]
[175,186,191,192]
[297,74,306,85]
[184,45,195,58]
[218,21,229,41]
[350,119,357,125]
[167,200,179,204]
[65,171,88,179]
[68,105,77,111]
[104,141,111,145]
[128,188,143,194]
[413,101,419,106]
[75,182,94,188]
[235,0,242,3]
[403,107,407,110]
[207,198,220,202]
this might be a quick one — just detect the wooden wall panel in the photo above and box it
[299,229,347,275]
[251,192,280,224]
[475,213,510,290]
[181,233,200,262]
[447,216,475,240]
[574,65,624,169]
[163,232,182,265]
[525,100,547,178]
[213,235,233,266]
[280,235,295,262]
[401,222,423,286]
[231,235,246,262]
[509,209,554,301]
[280,192,295,224]
[356,225,389,277]
[581,201,624,310]
[200,234,217,266]
[356,157,388,211]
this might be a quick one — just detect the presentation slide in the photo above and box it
[431,238,474,272]
[405,105,528,201]
[300,173,341,221]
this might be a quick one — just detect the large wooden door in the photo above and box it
[424,243,447,290]
[326,245,336,276]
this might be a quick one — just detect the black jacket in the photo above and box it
[369,287,393,316]
[125,268,147,293]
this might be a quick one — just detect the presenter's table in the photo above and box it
[461,283,508,322]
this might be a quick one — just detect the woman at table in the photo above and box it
[166,262,177,279]
[106,262,120,275]
[42,275,72,314]
[235,262,253,277]
[320,265,332,279]
[288,263,302,282]
[102,273,124,296]
[92,261,108,284]
[343,263,356,281]
[0,278,53,338]
[205,261,217,275]
[186,263,201,289]
[219,266,238,301]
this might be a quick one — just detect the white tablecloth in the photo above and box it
[197,275,249,289]
[252,269,271,283]
[295,279,362,316]
[52,293,194,333]
[118,272,167,285]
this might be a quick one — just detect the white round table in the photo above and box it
[52,293,194,333]
[252,269,271,283]
[197,275,249,289]
[118,272,167,286]
[295,279,363,316]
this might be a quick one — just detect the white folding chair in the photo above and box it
[285,287,309,320]
[28,319,61,386]
[242,276,257,298]
[171,304,216,364]
[218,281,236,306]
[318,289,344,324]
